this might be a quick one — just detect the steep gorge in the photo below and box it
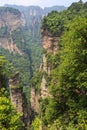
[30,28,60,118]
[30,2,87,130]
[0,7,30,129]
[0,5,67,130]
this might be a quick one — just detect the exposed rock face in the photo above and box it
[39,30,59,99]
[42,54,47,72]
[0,7,25,54]
[30,88,40,113]
[30,29,59,115]
[0,8,25,31]
[9,72,29,129]
[10,87,23,112]
[21,13,26,26]
[41,75,51,99]
[0,38,23,55]
[41,29,59,54]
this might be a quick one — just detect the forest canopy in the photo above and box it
[31,1,87,130]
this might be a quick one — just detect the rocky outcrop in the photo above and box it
[30,29,59,115]
[39,29,59,99]
[0,38,23,55]
[0,7,25,55]
[41,75,51,99]
[41,29,59,54]
[0,7,25,31]
[9,72,29,129]
[0,71,29,129]
[30,88,40,113]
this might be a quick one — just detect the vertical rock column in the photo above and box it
[9,72,29,130]
[40,30,59,98]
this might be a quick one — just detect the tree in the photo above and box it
[40,16,87,129]
[57,16,87,129]
[0,56,24,129]
[41,11,64,36]
[32,1,87,129]
[0,88,24,130]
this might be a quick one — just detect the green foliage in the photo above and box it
[46,16,87,129]
[0,50,31,105]
[23,28,43,70]
[0,26,8,37]
[41,11,64,36]
[0,56,8,74]
[68,0,83,12]
[0,50,30,86]
[11,28,25,50]
[0,55,13,82]
[41,1,87,36]
[0,88,24,130]
[47,68,59,98]
[0,57,23,129]
[44,99,59,124]
[59,16,87,92]
[30,71,43,92]
[46,52,60,69]
[30,117,42,130]
[39,98,49,125]
[37,2,87,129]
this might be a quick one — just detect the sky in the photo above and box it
[0,0,87,8]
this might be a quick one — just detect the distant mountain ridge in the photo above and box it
[5,4,67,14]
[5,5,67,26]
[2,4,66,71]
[4,4,66,37]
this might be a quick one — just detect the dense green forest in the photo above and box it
[0,1,87,129]
[0,6,43,102]
[0,56,23,129]
[31,1,87,130]
[0,28,31,104]
[0,6,44,129]
[0,5,65,108]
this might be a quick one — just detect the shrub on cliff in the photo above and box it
[0,56,24,129]
[0,88,24,130]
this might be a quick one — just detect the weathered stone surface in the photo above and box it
[0,8,25,55]
[41,29,59,54]
[9,72,29,129]
[30,88,40,113]
[41,75,51,99]
[10,88,23,112]
[0,38,23,55]
[30,29,59,114]
[0,10,25,31]
[39,30,59,99]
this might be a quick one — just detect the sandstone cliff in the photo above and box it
[0,7,25,30]
[30,29,59,115]
[0,7,25,54]
[9,72,30,129]
[41,29,59,54]
[0,38,23,55]
[40,29,59,98]
[30,87,40,113]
